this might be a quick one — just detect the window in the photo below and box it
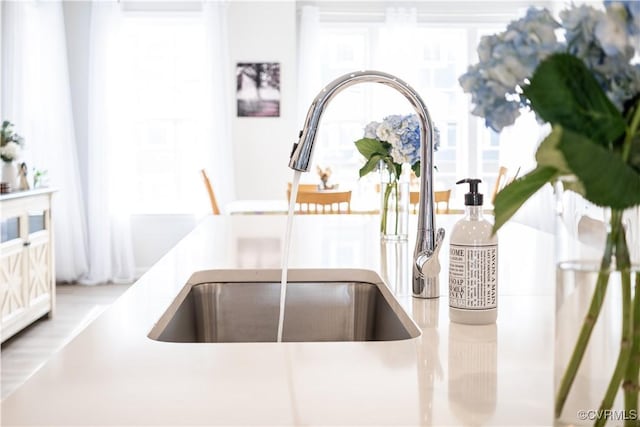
[303,5,535,206]
[120,14,208,214]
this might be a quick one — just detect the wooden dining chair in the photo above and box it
[491,166,509,204]
[435,190,452,214]
[287,182,320,192]
[201,169,220,215]
[491,166,520,204]
[287,188,352,214]
[410,189,451,214]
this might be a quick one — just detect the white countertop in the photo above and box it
[1,214,555,426]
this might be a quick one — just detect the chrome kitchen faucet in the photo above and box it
[288,70,445,298]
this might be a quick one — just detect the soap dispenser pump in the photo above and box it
[448,178,498,325]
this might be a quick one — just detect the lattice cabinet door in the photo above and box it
[0,229,26,330]
[25,209,53,315]
[0,190,55,342]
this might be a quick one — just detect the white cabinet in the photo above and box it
[0,189,55,342]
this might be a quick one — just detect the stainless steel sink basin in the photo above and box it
[148,269,420,343]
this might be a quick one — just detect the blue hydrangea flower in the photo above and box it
[596,5,632,56]
[364,121,379,139]
[458,7,561,132]
[390,114,421,165]
[460,2,640,131]
[561,3,640,110]
[605,1,640,36]
[362,114,439,167]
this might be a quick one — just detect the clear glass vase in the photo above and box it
[379,163,409,241]
[554,181,640,426]
[380,240,409,296]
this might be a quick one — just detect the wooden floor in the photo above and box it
[1,283,131,400]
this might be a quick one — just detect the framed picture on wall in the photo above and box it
[236,62,280,117]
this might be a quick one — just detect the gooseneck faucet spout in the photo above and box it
[288,70,445,298]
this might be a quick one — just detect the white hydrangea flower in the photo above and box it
[375,121,394,142]
[0,141,20,161]
[596,7,631,55]
[364,121,379,139]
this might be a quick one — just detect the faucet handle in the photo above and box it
[413,227,445,299]
[415,227,445,277]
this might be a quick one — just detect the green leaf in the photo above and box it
[492,166,558,234]
[523,53,626,145]
[393,162,401,178]
[535,126,571,174]
[382,158,401,180]
[359,154,382,178]
[628,133,640,174]
[354,138,388,159]
[558,128,640,208]
[412,161,421,178]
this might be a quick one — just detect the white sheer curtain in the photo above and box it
[1,1,89,282]
[296,5,321,124]
[203,0,235,209]
[82,1,234,282]
[0,2,2,119]
[1,3,27,137]
[82,2,135,284]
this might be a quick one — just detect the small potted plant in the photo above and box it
[0,121,25,191]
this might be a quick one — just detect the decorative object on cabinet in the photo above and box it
[18,162,29,191]
[32,168,49,189]
[0,120,24,162]
[354,114,439,239]
[0,189,56,342]
[460,2,640,424]
[0,121,25,193]
[1,161,18,193]
[236,62,280,117]
[200,169,220,215]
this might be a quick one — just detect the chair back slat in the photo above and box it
[286,187,351,214]
[410,189,451,214]
[201,169,220,215]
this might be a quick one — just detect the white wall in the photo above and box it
[228,1,298,200]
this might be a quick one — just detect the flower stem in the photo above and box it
[393,180,399,234]
[622,99,640,162]
[381,179,394,235]
[624,272,640,425]
[555,213,620,419]
[597,211,632,427]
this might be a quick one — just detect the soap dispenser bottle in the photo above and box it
[449,178,498,324]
